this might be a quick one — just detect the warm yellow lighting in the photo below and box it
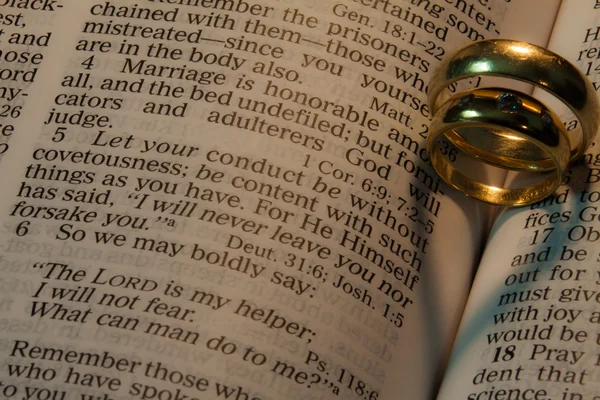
[463,110,480,118]
[501,133,525,141]
[471,60,492,73]
[510,44,532,55]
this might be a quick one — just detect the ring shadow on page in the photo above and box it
[386,133,494,399]
[440,154,593,397]
[424,133,507,397]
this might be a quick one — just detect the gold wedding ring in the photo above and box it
[429,39,599,162]
[427,39,599,206]
[428,88,570,206]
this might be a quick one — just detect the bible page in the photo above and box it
[0,1,555,400]
[437,1,600,399]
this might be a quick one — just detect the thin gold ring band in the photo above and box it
[442,88,567,172]
[427,88,570,206]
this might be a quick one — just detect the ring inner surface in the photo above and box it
[429,138,564,206]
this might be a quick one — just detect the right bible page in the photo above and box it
[437,1,600,398]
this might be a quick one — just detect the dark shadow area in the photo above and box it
[440,160,593,394]
[391,133,497,399]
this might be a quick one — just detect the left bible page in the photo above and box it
[0,1,539,399]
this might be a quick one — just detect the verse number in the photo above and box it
[361,178,388,199]
[422,41,445,60]
[284,253,324,279]
[16,220,30,237]
[338,368,379,399]
[396,196,407,211]
[0,105,22,119]
[81,55,95,70]
[383,303,404,328]
[53,126,66,143]
[437,139,457,162]
[531,227,554,245]
[492,345,515,363]
[382,20,402,37]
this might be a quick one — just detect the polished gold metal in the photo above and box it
[442,88,567,172]
[427,88,570,206]
[429,39,599,162]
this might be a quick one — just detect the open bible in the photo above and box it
[1,0,600,398]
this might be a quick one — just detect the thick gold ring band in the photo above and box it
[429,39,599,162]
[428,88,570,206]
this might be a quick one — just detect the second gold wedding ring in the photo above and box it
[427,39,599,206]
[429,39,599,163]
[428,88,570,206]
